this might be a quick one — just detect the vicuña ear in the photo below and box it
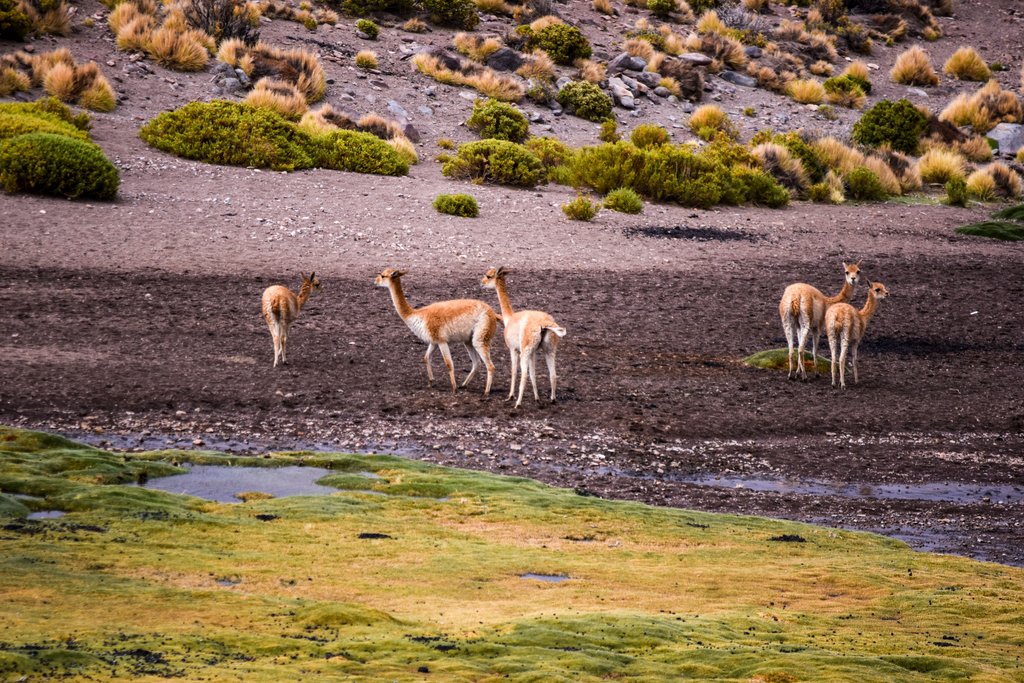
[309,271,315,280]
[394,270,407,277]
[497,266,509,277]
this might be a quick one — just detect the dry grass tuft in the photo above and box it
[943,46,991,81]
[624,38,656,61]
[661,27,685,55]
[957,136,993,163]
[742,0,769,11]
[863,155,903,196]
[22,0,72,36]
[916,147,966,184]
[108,2,143,35]
[244,78,310,119]
[787,78,824,104]
[688,104,735,139]
[940,79,1024,134]
[146,27,210,72]
[218,41,326,103]
[78,75,117,113]
[355,50,378,70]
[529,14,563,32]
[453,32,503,62]
[646,51,666,73]
[475,0,513,14]
[812,137,865,175]
[842,60,870,83]
[388,136,419,165]
[0,67,31,97]
[41,62,77,102]
[696,9,727,35]
[966,168,996,201]
[697,32,746,70]
[30,48,74,86]
[576,58,606,83]
[592,0,614,15]
[751,142,808,196]
[875,146,922,193]
[357,113,405,140]
[890,45,939,86]
[658,76,681,97]
[810,60,833,76]
[402,18,429,32]
[988,162,1022,198]
[412,53,524,101]
[774,18,806,42]
[517,50,555,81]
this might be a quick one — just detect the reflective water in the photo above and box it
[140,465,337,503]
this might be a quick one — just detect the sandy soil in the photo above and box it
[2,0,1024,566]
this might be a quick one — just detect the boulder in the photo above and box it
[485,47,524,72]
[387,100,409,120]
[986,123,1024,156]
[678,52,713,66]
[608,77,636,109]
[719,70,758,88]
[402,122,421,143]
[607,52,648,74]
[424,47,464,72]
[744,46,763,59]
[635,71,661,88]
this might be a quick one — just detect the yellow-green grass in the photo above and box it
[743,348,830,373]
[2,425,1024,681]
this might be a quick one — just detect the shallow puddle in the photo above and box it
[520,573,570,583]
[26,511,66,520]
[139,465,338,503]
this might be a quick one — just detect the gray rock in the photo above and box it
[635,71,661,88]
[425,47,464,72]
[355,29,372,40]
[608,77,635,109]
[235,70,251,87]
[485,47,524,72]
[459,91,478,101]
[555,76,572,91]
[417,105,434,116]
[424,86,437,97]
[679,101,694,113]
[906,87,929,98]
[719,70,757,88]
[986,123,1024,156]
[678,52,713,66]
[608,53,648,74]
[219,77,242,93]
[619,74,640,93]
[744,46,763,59]
[213,62,235,76]
[527,110,546,123]
[402,122,421,143]
[387,100,409,119]
[654,86,671,98]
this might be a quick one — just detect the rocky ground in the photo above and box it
[2,0,1024,565]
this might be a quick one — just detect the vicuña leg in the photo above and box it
[783,320,797,380]
[852,342,860,385]
[838,335,850,389]
[507,349,518,401]
[462,342,479,387]
[545,349,557,402]
[438,342,457,392]
[515,349,534,408]
[423,343,436,386]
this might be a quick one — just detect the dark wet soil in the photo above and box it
[2,258,1023,566]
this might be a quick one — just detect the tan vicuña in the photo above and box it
[261,272,321,367]
[826,281,889,389]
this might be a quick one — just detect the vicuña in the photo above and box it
[260,272,321,367]
[826,280,889,389]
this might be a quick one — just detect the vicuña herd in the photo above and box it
[260,262,888,398]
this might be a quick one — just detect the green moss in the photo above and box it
[562,194,599,220]
[743,348,830,373]
[851,98,927,154]
[433,192,479,217]
[955,221,1024,241]
[603,187,643,214]
[355,17,379,38]
[992,203,1024,221]
[0,492,30,517]
[466,98,529,143]
[0,133,119,200]
[557,81,613,123]
[442,139,545,187]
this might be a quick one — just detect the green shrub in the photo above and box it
[808,181,832,202]
[422,0,478,29]
[466,98,529,143]
[829,72,870,94]
[731,166,790,207]
[0,0,31,41]
[750,129,825,183]
[524,136,572,168]
[562,194,598,220]
[433,193,479,217]
[603,187,643,213]
[441,139,545,187]
[852,98,928,154]
[520,23,591,65]
[944,176,969,207]
[140,100,407,175]
[338,0,415,15]
[0,112,90,141]
[0,97,91,131]
[0,133,119,200]
[356,18,379,38]
[630,123,670,149]
[314,129,409,175]
[598,118,620,143]
[557,81,612,123]
[845,166,888,201]
[647,0,677,18]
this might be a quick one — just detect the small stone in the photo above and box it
[719,70,758,87]
[678,52,713,66]
[459,91,478,101]
[387,100,409,119]
[744,46,763,58]
[417,105,434,116]
[485,47,524,72]
[402,122,421,143]
[654,86,671,98]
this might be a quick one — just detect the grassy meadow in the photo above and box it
[1,426,1022,682]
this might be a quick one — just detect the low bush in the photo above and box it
[356,18,378,38]
[630,123,670,149]
[562,194,599,220]
[433,193,479,217]
[556,81,612,122]
[688,104,735,141]
[243,78,309,119]
[917,147,965,184]
[598,118,620,142]
[751,142,809,196]
[965,169,995,201]
[441,139,545,187]
[852,99,928,154]
[955,220,1024,241]
[0,132,118,199]
[0,111,89,141]
[0,96,91,131]
[823,75,866,108]
[466,98,529,143]
[355,49,378,69]
[944,176,969,206]
[422,0,478,29]
[845,166,888,201]
[519,22,591,65]
[338,0,415,16]
[648,0,678,17]
[0,0,31,40]
[524,136,572,168]
[943,46,990,81]
[808,182,832,203]
[603,187,643,213]
[890,45,939,86]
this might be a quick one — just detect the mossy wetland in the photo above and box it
[2,426,1023,681]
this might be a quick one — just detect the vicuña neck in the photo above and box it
[296,282,312,311]
[859,289,879,322]
[387,280,416,319]
[825,279,854,306]
[494,279,516,319]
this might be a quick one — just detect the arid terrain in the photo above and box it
[2,0,1024,566]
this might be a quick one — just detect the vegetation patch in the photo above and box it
[603,187,644,214]
[433,193,479,217]
[466,98,529,143]
[562,194,599,221]
[556,81,613,123]
[0,130,118,200]
[441,138,545,187]
[955,204,1024,241]
[516,21,591,65]
[744,348,830,374]
[852,99,928,154]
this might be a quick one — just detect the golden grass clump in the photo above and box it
[475,0,513,14]
[412,53,524,102]
[401,18,428,32]
[774,19,806,42]
[957,136,993,163]
[244,78,310,119]
[875,147,922,193]
[742,0,768,11]
[810,60,833,76]
[576,58,606,84]
[518,50,555,81]
[0,67,31,97]
[987,162,1022,198]
[751,142,808,196]
[824,169,845,203]
[660,26,685,55]
[30,48,74,86]
[146,27,211,72]
[529,15,563,31]
[943,46,991,82]
[592,0,614,14]
[108,2,143,35]
[787,78,824,104]
[696,32,747,71]
[453,32,503,62]
[863,155,903,196]
[696,10,727,35]
[842,60,870,83]
[807,31,838,63]
[890,45,939,86]
[940,79,1024,134]
[357,113,404,140]
[40,62,76,102]
[219,42,326,103]
[22,0,72,36]
[117,15,157,52]
[812,136,865,175]
[355,50,378,70]
[625,38,656,61]
[965,168,996,201]
[688,104,735,139]
[1018,147,1024,164]
[388,136,419,166]
[916,147,966,184]
[161,6,189,33]
[658,76,681,97]
[37,58,117,112]
[646,51,666,73]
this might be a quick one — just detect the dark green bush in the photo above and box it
[314,129,408,175]
[845,166,888,201]
[824,74,866,98]
[441,139,545,187]
[562,194,598,220]
[466,98,529,143]
[557,81,613,123]
[0,0,31,41]
[524,136,572,168]
[808,182,832,202]
[140,100,407,175]
[731,166,791,207]
[603,187,643,213]
[624,28,665,51]
[599,118,620,143]
[944,176,968,207]
[433,193,479,217]
[0,112,90,141]
[337,0,415,15]
[0,133,119,200]
[0,97,91,131]
[852,98,928,154]
[520,23,591,65]
[422,0,478,29]
[688,0,719,11]
[647,0,677,18]
[630,123,670,149]
[356,18,379,38]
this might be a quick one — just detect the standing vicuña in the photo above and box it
[826,281,889,389]
[481,267,567,408]
[779,261,861,379]
[261,272,321,367]
[375,268,497,394]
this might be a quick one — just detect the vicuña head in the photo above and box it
[867,280,888,300]
[843,261,862,286]
[480,266,508,290]
[375,267,405,287]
